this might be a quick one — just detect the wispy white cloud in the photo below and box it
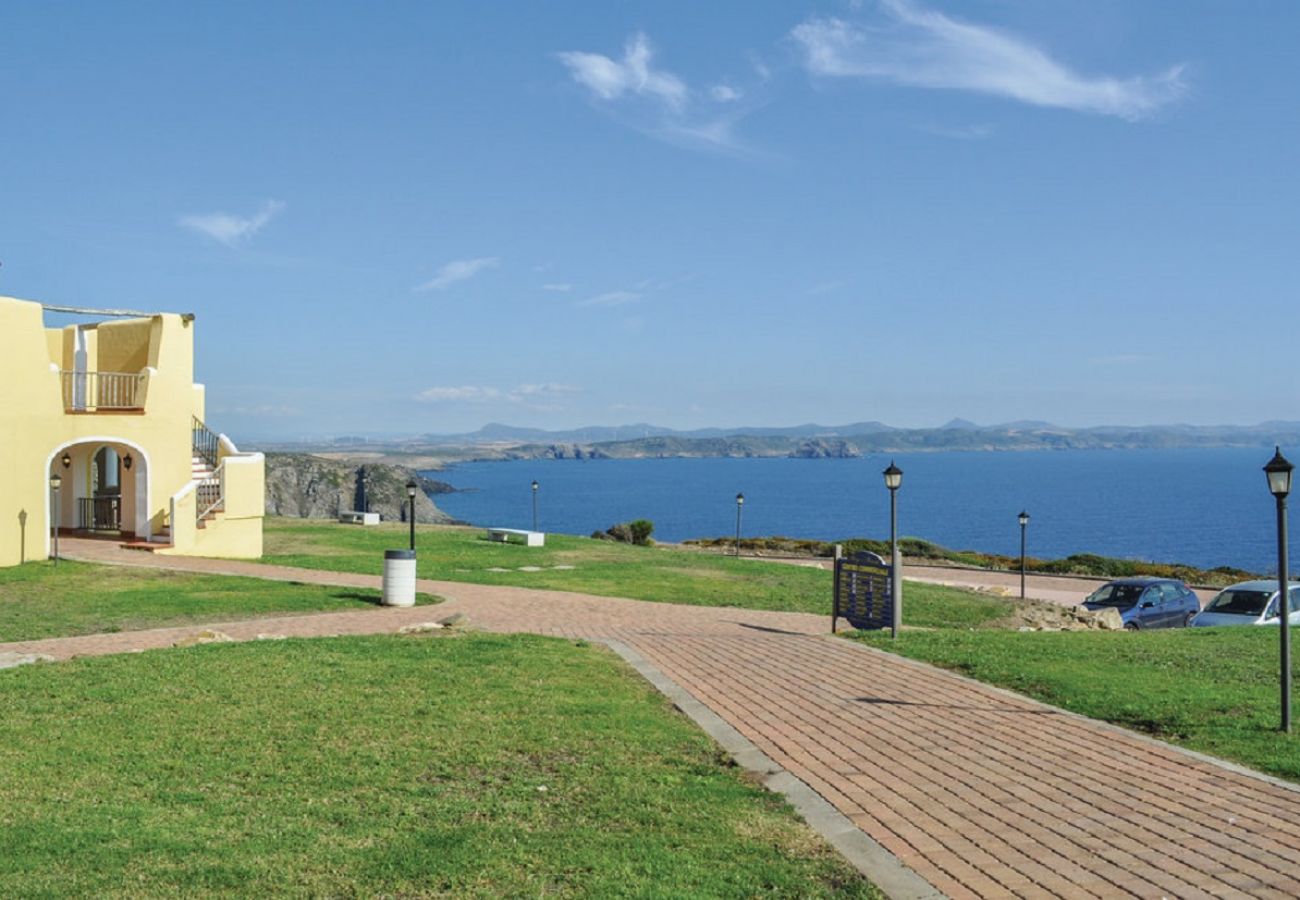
[578,290,641,308]
[790,1,1186,121]
[558,34,687,110]
[415,386,501,402]
[179,200,284,247]
[541,282,573,292]
[556,33,757,153]
[414,257,499,292]
[415,383,579,409]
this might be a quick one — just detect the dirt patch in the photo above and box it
[993,598,1123,632]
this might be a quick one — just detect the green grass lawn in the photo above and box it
[850,626,1300,782]
[0,560,438,643]
[0,633,876,897]
[263,517,998,623]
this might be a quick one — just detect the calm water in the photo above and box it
[430,448,1292,572]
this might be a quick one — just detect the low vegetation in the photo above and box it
[685,535,1254,587]
[0,634,876,896]
[262,517,996,621]
[592,518,655,545]
[0,560,438,643]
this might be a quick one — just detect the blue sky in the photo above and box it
[4,1,1297,438]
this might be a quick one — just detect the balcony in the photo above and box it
[61,370,148,412]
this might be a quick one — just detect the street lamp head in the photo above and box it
[61,452,71,468]
[1018,510,1030,527]
[406,480,418,500]
[532,480,539,493]
[1265,447,1295,499]
[882,461,903,491]
[49,473,62,491]
[736,492,744,506]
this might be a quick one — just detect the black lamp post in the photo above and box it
[532,480,539,532]
[734,492,744,556]
[49,472,62,566]
[405,480,418,552]
[1018,511,1030,600]
[1265,446,1294,733]
[882,461,903,639]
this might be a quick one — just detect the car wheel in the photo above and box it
[1183,611,1197,627]
[1124,623,1138,631]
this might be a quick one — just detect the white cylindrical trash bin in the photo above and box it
[382,549,417,607]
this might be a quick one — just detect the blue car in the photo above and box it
[1191,580,1300,627]
[1081,577,1201,630]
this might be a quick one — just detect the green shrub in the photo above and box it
[599,520,655,546]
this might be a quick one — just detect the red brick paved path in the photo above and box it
[9,538,1300,898]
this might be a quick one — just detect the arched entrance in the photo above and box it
[45,438,150,545]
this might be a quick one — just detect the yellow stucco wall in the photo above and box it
[0,295,262,567]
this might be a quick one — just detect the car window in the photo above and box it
[1264,587,1300,618]
[1159,584,1181,603]
[1205,589,1272,616]
[1087,584,1144,607]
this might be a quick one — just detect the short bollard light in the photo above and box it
[532,480,540,532]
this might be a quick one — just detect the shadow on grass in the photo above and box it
[332,591,385,606]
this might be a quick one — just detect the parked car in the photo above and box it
[1081,577,1201,630]
[1190,580,1300,627]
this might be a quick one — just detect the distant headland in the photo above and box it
[251,419,1300,469]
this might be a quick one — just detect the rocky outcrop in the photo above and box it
[264,453,457,524]
[789,439,861,459]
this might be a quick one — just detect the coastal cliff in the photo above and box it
[264,453,458,524]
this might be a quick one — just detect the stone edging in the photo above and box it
[602,639,943,900]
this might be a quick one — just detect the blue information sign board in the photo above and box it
[832,550,893,631]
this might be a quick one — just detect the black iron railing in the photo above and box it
[78,496,121,531]
[192,416,220,469]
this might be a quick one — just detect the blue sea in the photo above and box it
[429,448,1293,572]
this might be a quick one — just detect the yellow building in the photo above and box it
[0,295,264,567]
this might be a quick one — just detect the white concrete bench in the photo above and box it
[486,527,545,547]
[339,510,381,526]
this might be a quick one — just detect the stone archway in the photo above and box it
[44,438,150,551]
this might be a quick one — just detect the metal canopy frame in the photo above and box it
[41,304,194,322]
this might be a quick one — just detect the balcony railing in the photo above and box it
[61,371,148,412]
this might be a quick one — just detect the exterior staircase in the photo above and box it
[122,418,226,552]
[194,451,224,529]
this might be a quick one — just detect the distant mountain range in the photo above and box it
[416,419,1300,448]
[257,419,1300,462]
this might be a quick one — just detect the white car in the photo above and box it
[1191,580,1300,627]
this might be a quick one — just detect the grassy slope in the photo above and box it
[0,560,438,643]
[852,627,1300,782]
[0,634,876,897]
[262,517,1000,623]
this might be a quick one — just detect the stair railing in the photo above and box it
[192,416,220,469]
[196,462,225,523]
